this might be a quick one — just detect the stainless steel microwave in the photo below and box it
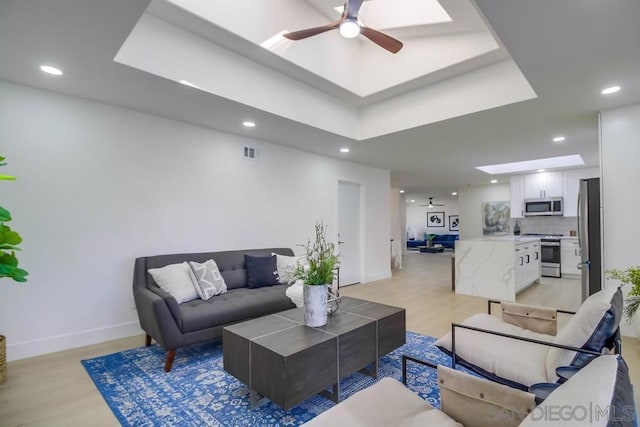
[524,197,563,216]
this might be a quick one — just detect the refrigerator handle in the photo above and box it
[577,191,581,247]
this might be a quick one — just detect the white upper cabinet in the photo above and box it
[510,175,525,218]
[524,171,563,199]
[562,167,600,217]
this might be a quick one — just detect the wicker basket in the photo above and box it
[0,335,6,384]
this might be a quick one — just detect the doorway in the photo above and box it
[338,181,362,286]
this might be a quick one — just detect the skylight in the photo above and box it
[475,155,585,175]
[260,30,291,54]
[333,0,452,28]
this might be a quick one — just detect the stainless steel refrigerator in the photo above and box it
[578,177,601,301]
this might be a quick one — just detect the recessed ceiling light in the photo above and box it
[451,192,457,196]
[410,199,415,203]
[340,148,350,153]
[537,169,546,173]
[476,155,585,175]
[400,190,405,193]
[179,80,199,88]
[490,179,498,184]
[553,136,566,143]
[601,86,621,95]
[243,121,256,128]
[40,65,63,76]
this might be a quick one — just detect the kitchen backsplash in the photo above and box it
[510,216,578,236]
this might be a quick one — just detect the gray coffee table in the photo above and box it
[222,297,406,410]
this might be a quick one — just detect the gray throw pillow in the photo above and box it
[188,259,227,300]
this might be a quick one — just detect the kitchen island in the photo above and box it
[455,236,541,301]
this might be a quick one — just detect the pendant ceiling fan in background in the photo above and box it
[419,197,444,208]
[283,0,404,54]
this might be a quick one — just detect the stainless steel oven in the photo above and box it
[540,238,561,278]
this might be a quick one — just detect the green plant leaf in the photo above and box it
[0,206,11,222]
[0,245,20,250]
[0,250,19,267]
[0,228,22,245]
[0,174,16,181]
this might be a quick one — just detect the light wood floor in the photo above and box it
[1,252,638,425]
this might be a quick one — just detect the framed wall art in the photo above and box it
[482,201,511,235]
[449,215,459,231]
[427,211,445,227]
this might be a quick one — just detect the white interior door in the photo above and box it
[338,181,361,286]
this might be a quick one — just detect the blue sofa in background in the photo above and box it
[407,234,459,249]
[431,234,459,249]
[406,239,427,248]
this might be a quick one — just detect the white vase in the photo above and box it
[303,284,328,327]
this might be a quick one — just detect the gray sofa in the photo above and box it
[133,248,296,372]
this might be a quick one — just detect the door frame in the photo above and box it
[337,180,365,286]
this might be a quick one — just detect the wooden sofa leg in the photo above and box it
[164,349,177,372]
[145,334,152,347]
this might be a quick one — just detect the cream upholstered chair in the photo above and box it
[304,355,635,427]
[434,286,622,390]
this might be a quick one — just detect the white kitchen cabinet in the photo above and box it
[524,171,563,199]
[515,241,541,293]
[561,238,581,276]
[562,167,599,217]
[510,175,525,218]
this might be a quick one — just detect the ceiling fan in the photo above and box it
[419,197,444,208]
[282,0,404,54]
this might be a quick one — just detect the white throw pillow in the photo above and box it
[545,285,618,379]
[273,253,306,284]
[521,356,619,427]
[285,280,305,307]
[148,262,198,304]
[188,259,227,300]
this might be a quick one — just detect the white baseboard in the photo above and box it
[6,321,143,362]
[364,270,392,283]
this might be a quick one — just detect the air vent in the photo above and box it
[243,146,257,159]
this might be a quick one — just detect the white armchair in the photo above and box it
[434,286,622,390]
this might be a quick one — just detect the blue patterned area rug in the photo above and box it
[82,331,461,426]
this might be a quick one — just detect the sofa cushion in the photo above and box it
[245,255,280,288]
[188,259,227,300]
[148,262,198,304]
[139,248,295,291]
[435,313,552,388]
[545,286,621,380]
[521,355,634,427]
[303,377,462,427]
[273,253,305,284]
[179,285,295,333]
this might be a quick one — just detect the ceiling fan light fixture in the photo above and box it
[339,20,360,38]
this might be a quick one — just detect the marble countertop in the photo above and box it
[464,236,540,243]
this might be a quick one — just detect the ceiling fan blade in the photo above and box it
[283,19,342,41]
[360,27,403,54]
[346,0,365,18]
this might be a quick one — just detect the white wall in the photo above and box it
[0,81,391,360]
[458,184,510,239]
[600,103,640,336]
[405,200,459,239]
